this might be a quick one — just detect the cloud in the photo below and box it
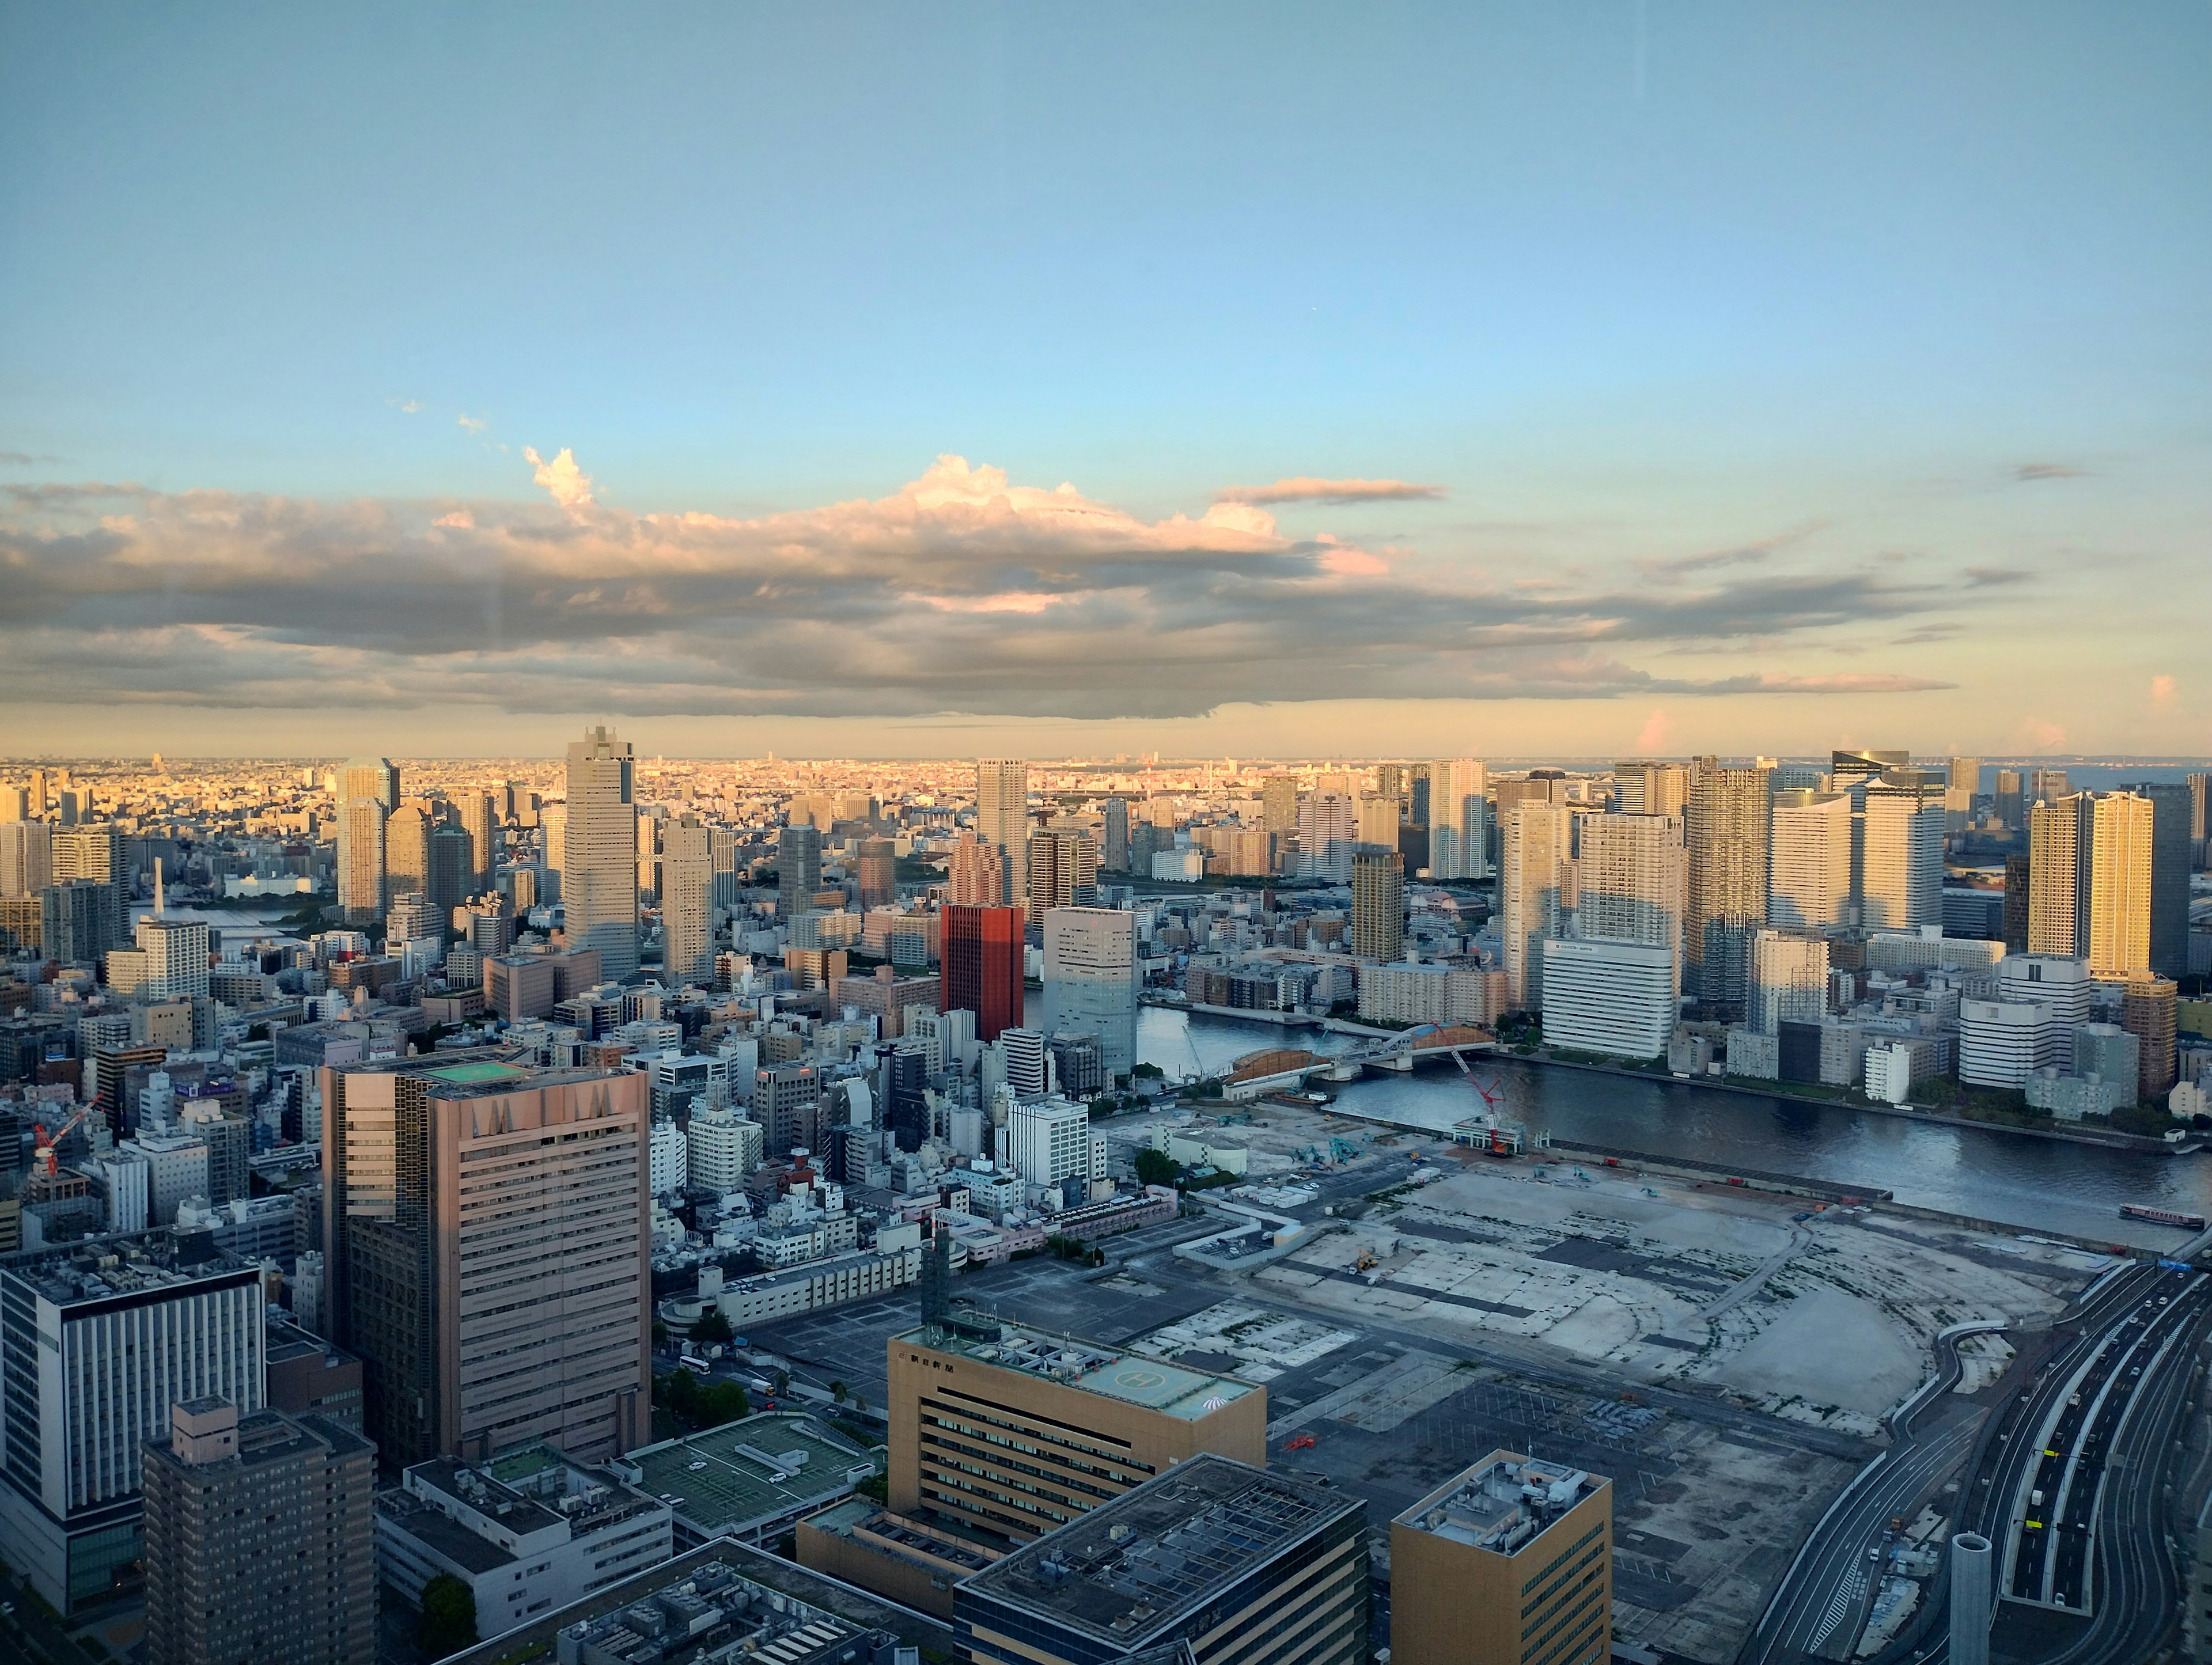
[2151,673,2176,706]
[523,446,594,516]
[458,414,488,435]
[2022,719,2068,751]
[2014,462,2086,481]
[0,451,69,467]
[1963,566,2035,587]
[1213,476,1444,506]
[0,452,1976,722]
[385,398,424,415]
[1633,710,1673,753]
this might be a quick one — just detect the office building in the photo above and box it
[419,819,469,918]
[956,1454,1366,1665]
[1768,789,1851,930]
[1501,801,1570,1012]
[1391,1451,1612,1665]
[0,818,52,897]
[1613,760,1688,819]
[779,822,823,921]
[1260,775,1299,835]
[51,822,127,940]
[1573,813,1685,977]
[686,1103,764,1191]
[1027,828,1101,909]
[321,1056,652,1468]
[753,1063,824,1154]
[565,727,639,978]
[2087,791,2154,982]
[942,904,1025,1041]
[2131,781,2192,976]
[950,832,1007,907]
[1752,930,1829,1034]
[335,759,397,925]
[374,1444,671,1641]
[660,812,713,987]
[2003,852,2031,951]
[997,1026,1050,1101]
[1685,757,1771,1010]
[456,790,498,897]
[1006,1095,1094,1195]
[1540,938,1676,1060]
[41,879,119,964]
[0,1234,266,1614]
[2124,976,2179,1098]
[2029,794,2092,957]
[888,1318,1265,1545]
[856,836,898,910]
[1961,956,2092,1088]
[1039,907,1139,1080]
[1357,791,1403,851]
[142,1398,375,1665]
[1859,771,1944,932]
[976,759,1031,906]
[1946,756,1981,825]
[538,800,566,900]
[1351,845,1407,961]
[384,806,431,902]
[1994,768,2025,830]
[1295,791,1359,882]
[1096,798,1131,873]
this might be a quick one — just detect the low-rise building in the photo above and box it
[613,1412,881,1550]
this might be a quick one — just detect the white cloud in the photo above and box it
[523,446,594,516]
[459,414,488,435]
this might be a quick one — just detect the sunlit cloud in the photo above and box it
[1213,476,1444,506]
[2150,673,2176,706]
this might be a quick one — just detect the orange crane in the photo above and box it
[32,1108,94,1178]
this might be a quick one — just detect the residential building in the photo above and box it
[336,759,398,925]
[1357,792,1402,852]
[660,812,713,986]
[321,1055,652,1468]
[1859,771,1944,932]
[0,1234,266,1614]
[1572,812,1685,984]
[1006,1095,1093,1194]
[2124,976,2180,1097]
[2133,780,2192,977]
[0,818,54,897]
[888,1318,1265,1546]
[1768,789,1851,930]
[777,822,823,923]
[976,759,1031,906]
[1027,829,1100,909]
[1390,1451,1612,1665]
[686,1103,764,1192]
[1685,757,1771,1010]
[1295,792,1358,882]
[1260,775,1299,835]
[1540,938,1676,1061]
[142,1398,375,1665]
[1751,930,1829,1034]
[52,822,128,940]
[1501,801,1570,1012]
[955,1454,1366,1665]
[950,832,1007,907]
[942,904,1025,1042]
[1351,845,1406,961]
[455,790,498,897]
[374,1445,671,1641]
[1039,907,1139,1080]
[2029,794,2092,957]
[565,727,639,978]
[2086,791,2153,983]
[857,837,897,910]
[1100,798,1131,873]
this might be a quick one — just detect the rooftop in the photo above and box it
[899,1318,1257,1422]
[960,1454,1359,1649]
[377,1443,667,1573]
[1,1230,257,1309]
[617,1412,879,1535]
[1393,1451,1607,1556]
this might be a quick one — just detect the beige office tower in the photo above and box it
[1685,757,1772,1008]
[457,790,498,896]
[975,759,1029,906]
[537,801,566,902]
[659,812,713,987]
[1768,789,1851,930]
[1860,771,1944,931]
[1357,791,1403,851]
[383,805,430,902]
[334,758,397,926]
[2087,792,2153,982]
[1946,756,1981,825]
[1352,845,1407,961]
[1391,1452,1612,1665]
[0,818,52,897]
[1260,773,1300,834]
[1573,813,1685,987]
[1502,801,1570,1011]
[1752,928,1830,1033]
[566,727,639,977]
[1614,760,1689,819]
[322,1056,652,1467]
[2028,794,2091,956]
[1429,758,1490,878]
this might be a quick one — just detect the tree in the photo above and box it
[1132,1061,1165,1079]
[1134,1147,1178,1188]
[691,1309,734,1345]
[418,1574,478,1660]
[831,1379,847,1403]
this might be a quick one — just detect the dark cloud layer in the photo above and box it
[0,453,1969,720]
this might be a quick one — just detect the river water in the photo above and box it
[1132,1006,2212,1247]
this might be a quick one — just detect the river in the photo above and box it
[1131,1006,2212,1248]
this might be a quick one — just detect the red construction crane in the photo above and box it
[32,1109,93,1178]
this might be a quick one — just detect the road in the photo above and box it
[1737,1321,2002,1665]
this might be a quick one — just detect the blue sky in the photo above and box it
[3,5,2207,757]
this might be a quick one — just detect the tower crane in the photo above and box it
[32,1108,94,1178]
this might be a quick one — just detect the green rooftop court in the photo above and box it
[421,1060,534,1084]
[615,1412,883,1545]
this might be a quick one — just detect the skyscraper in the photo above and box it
[1614,760,1688,818]
[1039,906,1139,1080]
[2188,772,2210,867]
[1501,800,1569,1012]
[1296,792,1358,882]
[2028,793,2092,957]
[426,821,472,919]
[321,1056,652,1467]
[1685,757,1771,1011]
[941,905,1025,1041]
[2123,976,2179,1097]
[334,760,397,927]
[2129,780,2192,977]
[1945,756,1980,826]
[1260,774,1300,836]
[1357,792,1403,851]
[1351,845,1407,961]
[0,818,52,897]
[660,813,713,987]
[383,805,430,904]
[1767,788,1851,930]
[1859,771,1944,932]
[52,820,126,940]
[564,727,639,978]
[777,822,822,920]
[948,831,1006,906]
[1025,828,1100,909]
[856,836,897,909]
[1994,768,2025,830]
[1751,928,1830,1033]
[1573,812,1686,988]
[2086,791,2153,983]
[975,758,1029,907]
[141,1398,376,1665]
[1100,797,1130,873]
[539,800,567,902]
[1427,759,1490,879]
[457,790,498,897]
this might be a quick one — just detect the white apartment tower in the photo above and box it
[1501,801,1570,1012]
[1859,773,1944,932]
[1571,812,1686,987]
[1768,789,1851,930]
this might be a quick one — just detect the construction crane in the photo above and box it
[32,1108,94,1178]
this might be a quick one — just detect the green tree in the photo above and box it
[831,1379,847,1403]
[418,1573,478,1659]
[1134,1147,1178,1188]
[691,1309,734,1345]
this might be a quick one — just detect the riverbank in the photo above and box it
[1516,1052,2176,1155]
